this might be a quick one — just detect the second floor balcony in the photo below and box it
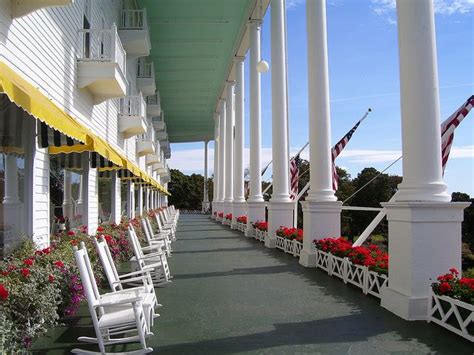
[76,26,127,104]
[137,59,156,96]
[118,9,151,58]
[152,116,166,132]
[146,93,161,117]
[118,93,147,138]
[135,129,155,157]
[145,142,161,166]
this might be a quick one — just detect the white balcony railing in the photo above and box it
[137,60,154,78]
[120,9,148,30]
[119,93,146,118]
[78,25,126,75]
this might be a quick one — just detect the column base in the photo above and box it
[231,201,246,229]
[246,200,265,237]
[267,200,294,248]
[380,287,428,321]
[299,249,317,267]
[299,200,342,268]
[381,201,469,321]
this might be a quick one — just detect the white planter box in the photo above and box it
[315,249,388,299]
[275,236,302,257]
[428,291,474,342]
[254,230,266,242]
[235,222,246,232]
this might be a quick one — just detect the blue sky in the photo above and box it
[168,0,474,196]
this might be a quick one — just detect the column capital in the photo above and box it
[234,56,245,63]
[248,19,262,26]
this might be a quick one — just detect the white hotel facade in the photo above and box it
[0,0,170,256]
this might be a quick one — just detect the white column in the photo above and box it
[76,174,83,214]
[217,99,226,209]
[81,153,99,233]
[3,155,20,204]
[137,184,143,216]
[223,81,235,221]
[202,140,210,213]
[380,0,469,321]
[110,170,121,224]
[300,0,342,267]
[164,183,169,206]
[212,114,219,217]
[231,57,246,228]
[267,0,293,247]
[126,181,135,218]
[62,170,73,221]
[246,20,266,237]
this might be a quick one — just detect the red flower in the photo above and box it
[70,239,78,246]
[439,282,452,294]
[23,258,34,267]
[41,247,52,255]
[97,226,105,232]
[0,271,8,276]
[0,284,9,301]
[449,267,459,275]
[21,268,30,277]
[54,261,65,269]
[67,230,75,236]
[48,275,55,283]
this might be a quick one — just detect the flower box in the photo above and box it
[255,230,266,242]
[314,249,388,299]
[428,290,474,342]
[275,236,303,257]
[236,222,246,233]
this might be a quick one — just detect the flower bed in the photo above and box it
[0,212,150,352]
[313,237,388,298]
[275,226,303,257]
[235,216,247,232]
[216,212,224,222]
[252,221,268,242]
[223,213,232,226]
[428,268,474,341]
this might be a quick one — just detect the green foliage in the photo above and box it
[168,169,212,210]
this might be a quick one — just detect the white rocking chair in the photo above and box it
[92,237,161,329]
[71,245,153,354]
[128,226,172,287]
[140,218,172,257]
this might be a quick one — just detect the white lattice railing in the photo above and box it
[119,93,146,117]
[275,236,303,257]
[120,9,148,30]
[78,25,126,74]
[254,230,266,242]
[428,290,474,342]
[147,93,161,106]
[235,222,246,233]
[315,249,388,299]
[137,59,154,78]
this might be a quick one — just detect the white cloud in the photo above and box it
[371,0,474,24]
[286,0,305,10]
[168,145,473,175]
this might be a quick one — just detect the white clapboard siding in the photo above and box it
[32,143,50,248]
[0,0,141,165]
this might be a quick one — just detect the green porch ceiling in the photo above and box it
[141,0,257,143]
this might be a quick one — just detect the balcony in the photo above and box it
[118,94,147,138]
[137,59,156,96]
[135,129,155,157]
[146,93,161,117]
[152,116,166,131]
[156,131,168,141]
[145,142,160,166]
[10,0,73,18]
[118,9,151,58]
[77,26,127,104]
[160,139,171,159]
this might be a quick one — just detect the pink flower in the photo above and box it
[48,274,55,283]
[67,230,75,236]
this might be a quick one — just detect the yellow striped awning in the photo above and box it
[0,61,168,194]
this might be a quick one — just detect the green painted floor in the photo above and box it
[32,214,472,354]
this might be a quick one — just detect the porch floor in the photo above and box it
[32,214,471,354]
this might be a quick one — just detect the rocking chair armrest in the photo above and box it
[140,261,165,271]
[112,275,148,285]
[96,296,143,307]
[151,234,168,241]
[118,270,152,279]
[141,244,163,252]
[136,252,165,260]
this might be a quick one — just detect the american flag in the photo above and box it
[290,153,301,199]
[331,116,365,190]
[440,95,474,175]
